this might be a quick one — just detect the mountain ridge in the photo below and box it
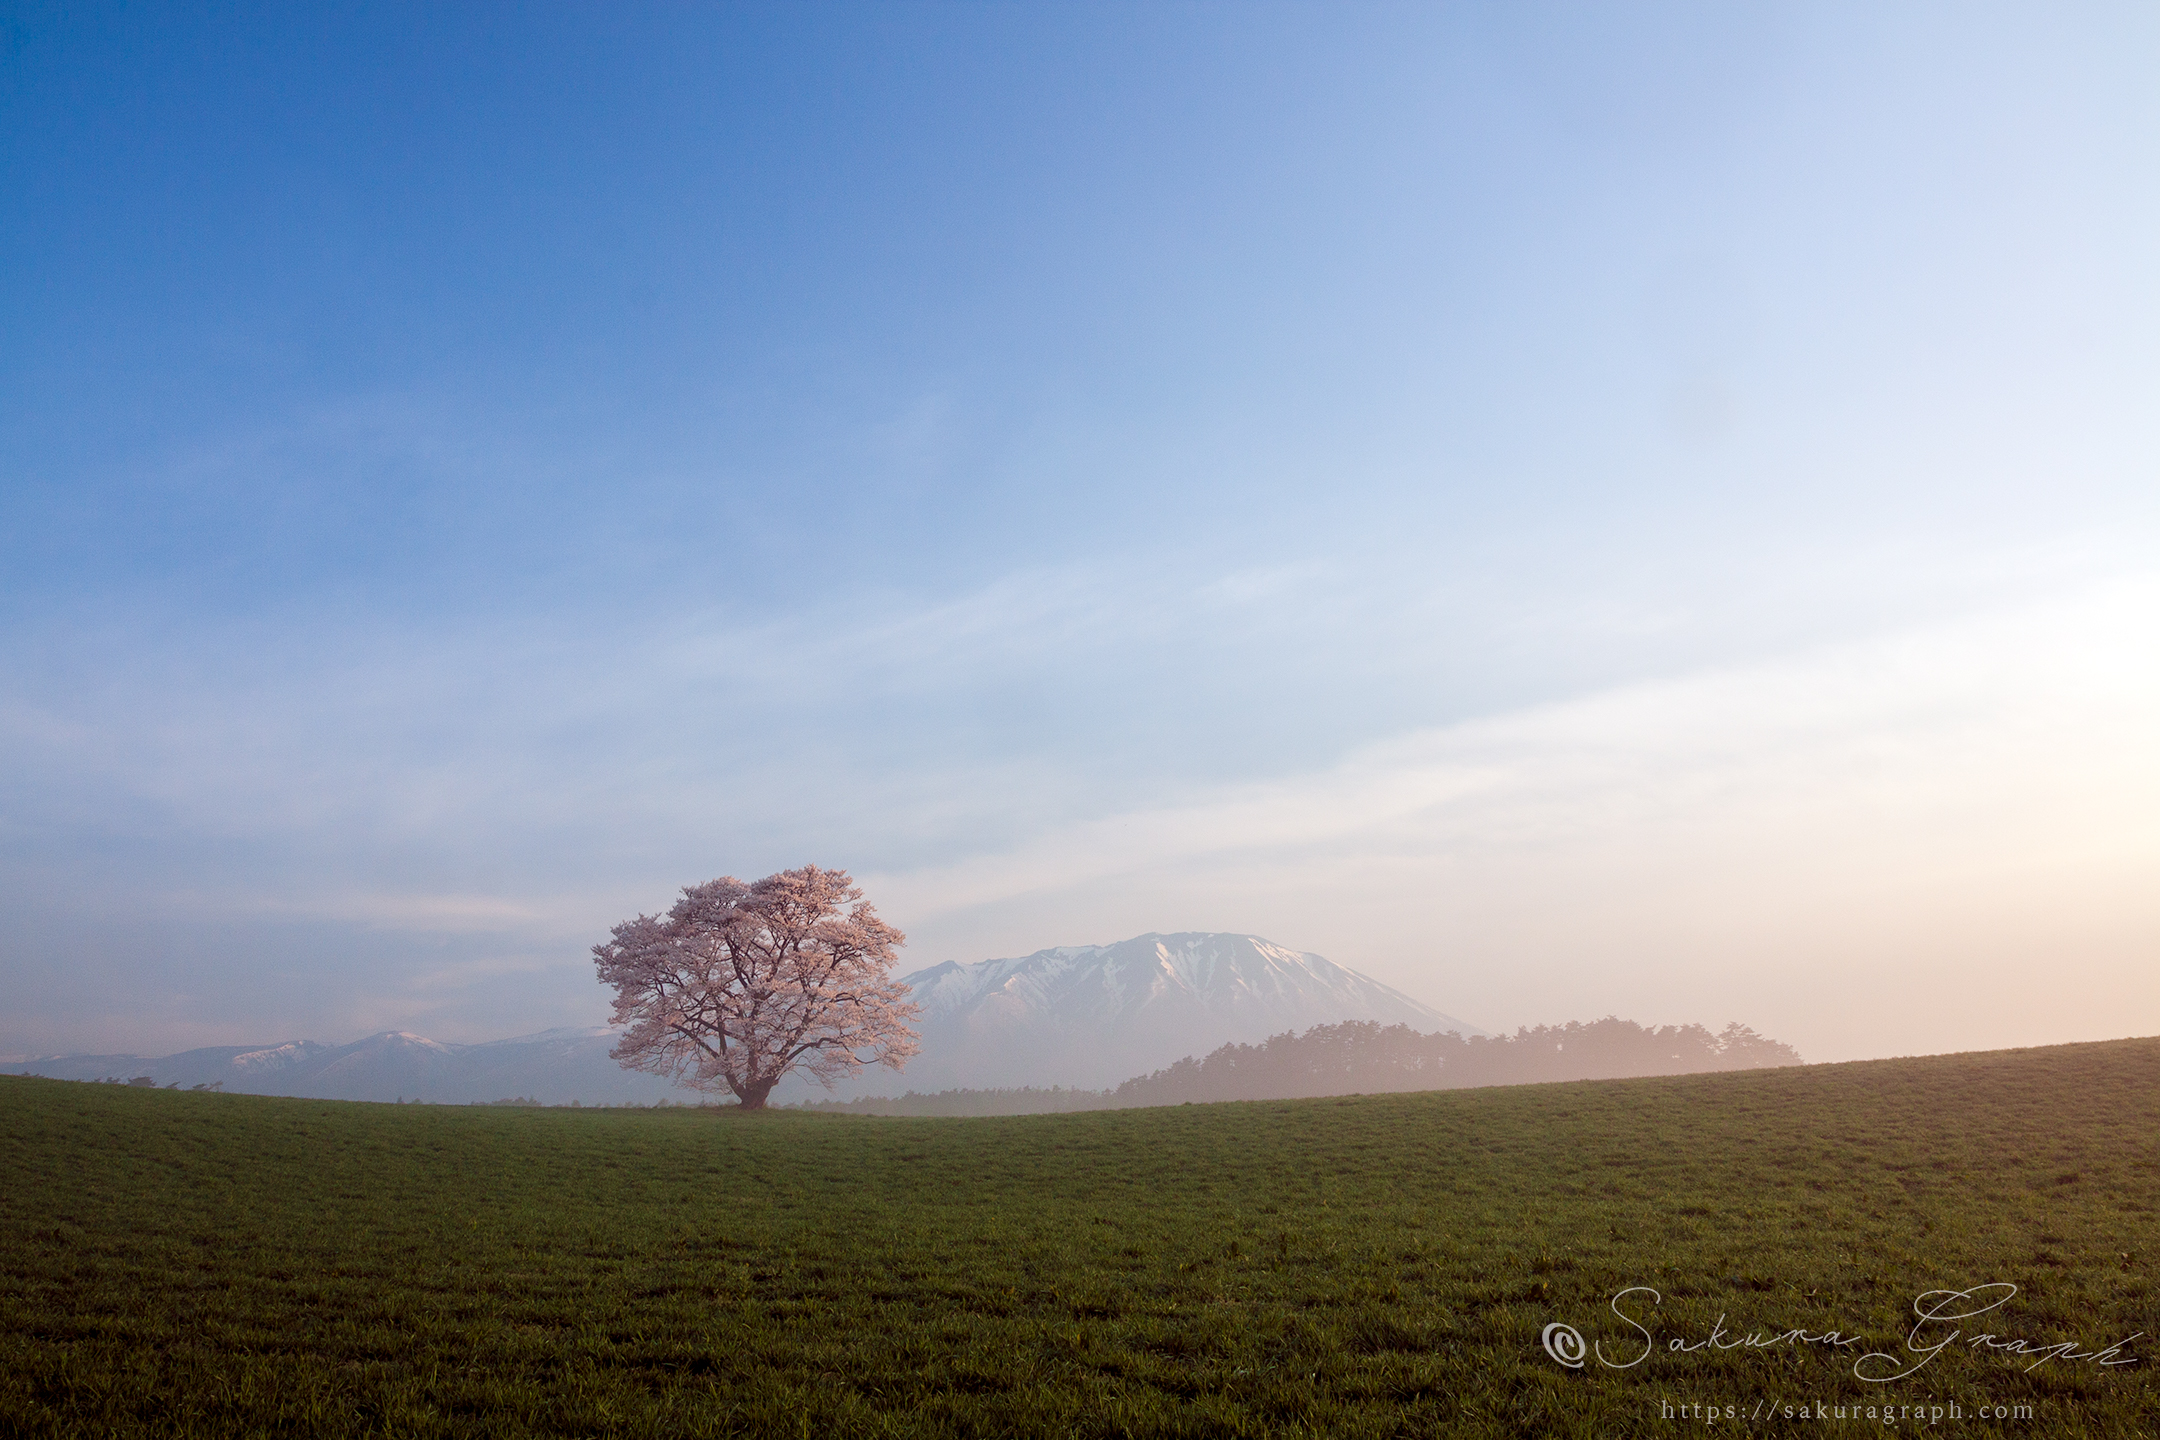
[1,1026,684,1106]
[7,932,1479,1103]
[851,931,1480,1095]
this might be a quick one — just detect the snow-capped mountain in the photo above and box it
[8,934,1481,1104]
[849,931,1482,1094]
[230,1041,333,1076]
[2,1027,687,1105]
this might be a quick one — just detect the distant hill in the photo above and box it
[1,1027,688,1106]
[855,932,1482,1095]
[1107,1016,1803,1107]
[793,1016,1802,1116]
[5,932,1479,1104]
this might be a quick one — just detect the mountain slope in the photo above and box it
[8,935,1480,1102]
[854,932,1481,1094]
[2,1028,688,1105]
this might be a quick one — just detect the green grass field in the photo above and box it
[3,1038,2154,1438]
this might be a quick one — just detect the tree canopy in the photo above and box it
[593,865,919,1110]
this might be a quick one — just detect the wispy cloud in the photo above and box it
[869,572,2160,1061]
[206,890,565,934]
[4,544,2153,1058]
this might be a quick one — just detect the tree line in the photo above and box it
[792,1017,1802,1116]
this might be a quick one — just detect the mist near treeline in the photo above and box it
[794,1017,1801,1117]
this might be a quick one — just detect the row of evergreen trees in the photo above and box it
[792,1017,1801,1116]
[1109,1017,1799,1107]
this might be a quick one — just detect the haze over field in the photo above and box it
[5,932,1495,1103]
[3,7,2156,1068]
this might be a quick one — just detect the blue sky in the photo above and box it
[4,4,2156,1065]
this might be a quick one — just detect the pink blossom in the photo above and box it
[594,865,920,1110]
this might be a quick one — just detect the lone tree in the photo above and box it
[593,865,920,1110]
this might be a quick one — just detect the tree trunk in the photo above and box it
[735,1078,778,1111]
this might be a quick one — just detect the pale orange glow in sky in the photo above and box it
[3,7,2155,1059]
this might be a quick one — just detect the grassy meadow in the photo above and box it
[2,1038,2154,1438]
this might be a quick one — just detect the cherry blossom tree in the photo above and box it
[593,865,920,1110]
